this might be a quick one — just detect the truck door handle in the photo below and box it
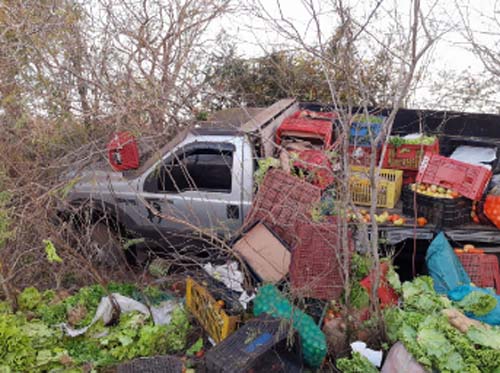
[226,204,240,219]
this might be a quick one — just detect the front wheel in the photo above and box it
[87,222,127,267]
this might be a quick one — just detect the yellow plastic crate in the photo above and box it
[185,277,240,343]
[349,166,403,208]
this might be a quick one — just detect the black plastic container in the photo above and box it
[117,356,183,373]
[402,187,472,228]
[204,315,303,373]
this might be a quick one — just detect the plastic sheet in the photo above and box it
[203,261,244,293]
[450,145,497,170]
[448,285,500,325]
[350,341,382,367]
[61,293,178,337]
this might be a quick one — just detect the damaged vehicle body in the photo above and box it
[64,98,500,268]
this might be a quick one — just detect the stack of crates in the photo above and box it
[456,253,500,294]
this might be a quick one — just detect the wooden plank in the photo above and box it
[240,98,296,133]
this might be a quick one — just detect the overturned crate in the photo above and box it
[244,169,322,246]
[186,276,242,343]
[289,219,353,300]
[204,315,302,373]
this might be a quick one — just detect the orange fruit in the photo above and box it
[416,217,428,226]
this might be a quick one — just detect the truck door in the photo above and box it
[139,140,243,239]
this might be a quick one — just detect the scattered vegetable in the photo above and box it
[417,217,428,227]
[410,183,460,199]
[389,135,437,147]
[385,276,500,372]
[2,283,190,371]
[456,290,497,317]
[336,351,378,373]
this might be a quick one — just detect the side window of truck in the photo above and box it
[144,143,234,194]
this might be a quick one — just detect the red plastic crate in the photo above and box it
[416,153,492,200]
[382,139,439,171]
[293,149,334,189]
[276,110,334,147]
[244,169,322,246]
[348,145,380,167]
[107,132,140,171]
[456,253,500,294]
[289,219,353,300]
[403,170,418,185]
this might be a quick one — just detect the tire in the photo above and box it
[88,222,127,267]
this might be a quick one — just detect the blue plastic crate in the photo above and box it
[349,116,385,146]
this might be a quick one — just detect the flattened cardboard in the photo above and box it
[233,223,291,283]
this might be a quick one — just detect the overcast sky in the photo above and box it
[212,0,500,111]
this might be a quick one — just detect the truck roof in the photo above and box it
[124,122,247,179]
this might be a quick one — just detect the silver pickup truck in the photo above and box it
[66,99,298,259]
[66,99,500,266]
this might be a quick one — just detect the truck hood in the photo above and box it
[66,169,140,201]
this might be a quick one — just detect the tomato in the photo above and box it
[416,217,428,227]
[195,350,205,358]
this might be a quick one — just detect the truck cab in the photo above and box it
[66,99,298,246]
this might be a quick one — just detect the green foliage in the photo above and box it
[401,276,450,313]
[386,263,402,293]
[0,314,36,371]
[384,276,500,372]
[350,253,372,281]
[1,283,190,371]
[466,326,500,350]
[196,111,209,121]
[18,287,42,311]
[43,239,62,263]
[456,290,497,317]
[351,114,384,124]
[336,352,378,373]
[254,157,280,186]
[389,135,437,147]
[186,338,203,356]
[350,282,369,309]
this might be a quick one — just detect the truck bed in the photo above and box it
[371,201,500,251]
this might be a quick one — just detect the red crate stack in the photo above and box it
[456,253,500,294]
[382,139,439,171]
[275,110,334,147]
[289,219,353,300]
[416,153,492,200]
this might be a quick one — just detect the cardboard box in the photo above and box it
[233,223,291,283]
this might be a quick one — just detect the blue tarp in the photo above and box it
[426,232,500,325]
[448,285,500,325]
[425,232,470,294]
